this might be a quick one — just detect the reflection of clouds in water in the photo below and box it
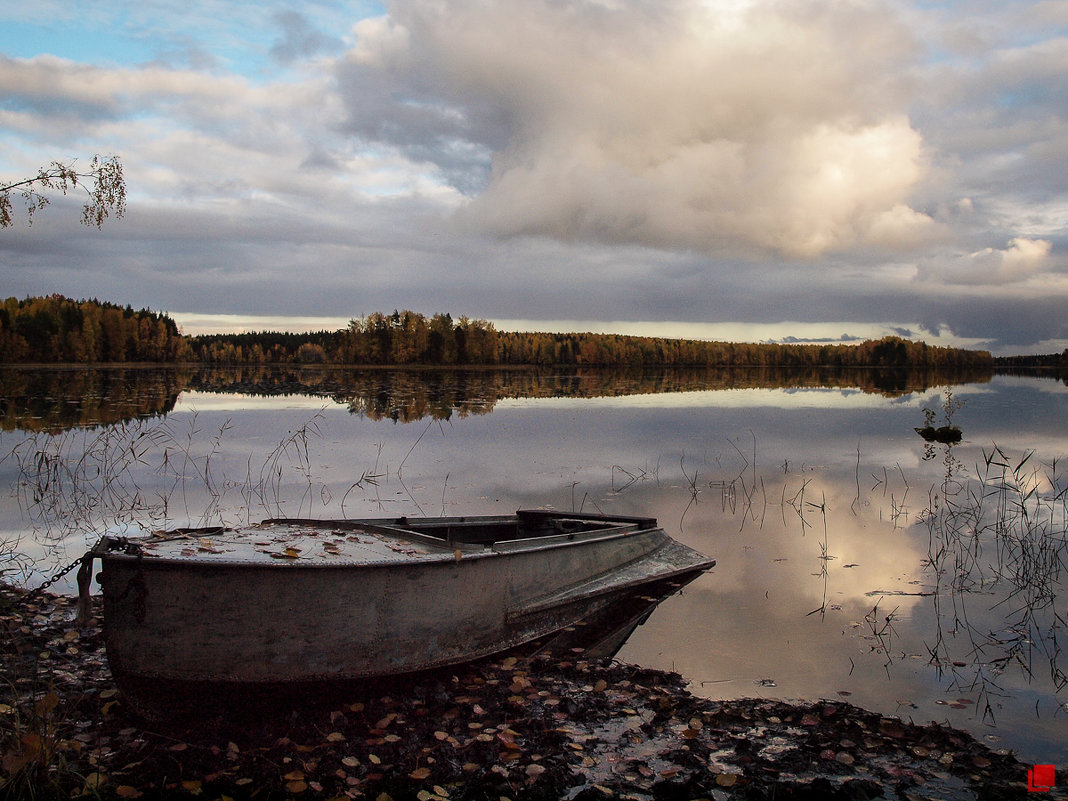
[498,387,912,411]
[6,373,1066,763]
[617,475,930,610]
[990,374,1068,396]
[175,391,332,412]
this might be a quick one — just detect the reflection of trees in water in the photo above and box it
[189,364,995,424]
[0,367,190,433]
[0,363,999,432]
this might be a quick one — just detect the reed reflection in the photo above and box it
[612,432,1068,762]
[2,367,1065,764]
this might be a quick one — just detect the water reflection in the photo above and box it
[1,364,996,432]
[1,367,1065,764]
[0,366,186,432]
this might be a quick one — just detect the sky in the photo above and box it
[1,0,1066,355]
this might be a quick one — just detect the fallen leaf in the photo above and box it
[84,772,107,790]
[879,719,906,738]
[115,786,143,798]
[326,732,346,742]
[286,780,308,793]
[181,779,202,794]
[409,767,431,780]
[284,770,305,781]
[35,692,59,715]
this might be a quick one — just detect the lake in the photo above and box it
[2,364,1065,765]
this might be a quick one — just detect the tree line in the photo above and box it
[0,295,192,363]
[1,298,996,369]
[193,309,992,369]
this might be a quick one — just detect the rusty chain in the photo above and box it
[26,536,140,600]
[26,554,87,599]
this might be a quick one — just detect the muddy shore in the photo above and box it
[1,585,1040,799]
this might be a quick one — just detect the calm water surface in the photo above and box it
[2,367,1066,764]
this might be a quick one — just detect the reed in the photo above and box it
[1,409,352,584]
[919,444,1068,718]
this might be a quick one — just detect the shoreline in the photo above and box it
[0,584,1035,799]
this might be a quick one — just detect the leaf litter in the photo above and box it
[1,583,1032,800]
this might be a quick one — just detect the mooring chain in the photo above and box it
[28,535,143,600]
[27,554,86,599]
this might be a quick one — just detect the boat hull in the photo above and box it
[92,511,714,715]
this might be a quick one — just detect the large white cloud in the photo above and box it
[2,0,1067,353]
[921,236,1053,285]
[346,0,936,258]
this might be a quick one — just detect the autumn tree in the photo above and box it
[1,155,126,228]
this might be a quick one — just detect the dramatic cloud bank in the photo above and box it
[344,0,934,257]
[0,0,1066,353]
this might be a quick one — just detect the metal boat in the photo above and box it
[80,510,714,715]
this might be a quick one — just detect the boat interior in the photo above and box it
[395,510,657,546]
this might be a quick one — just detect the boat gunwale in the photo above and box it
[93,522,664,569]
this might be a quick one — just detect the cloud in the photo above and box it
[922,237,1053,285]
[2,0,1067,355]
[270,11,343,64]
[341,0,936,258]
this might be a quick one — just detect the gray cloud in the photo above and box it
[341,0,935,258]
[270,11,343,64]
[1,0,1067,355]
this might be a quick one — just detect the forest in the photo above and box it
[191,309,993,368]
[1,297,996,369]
[0,295,192,363]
